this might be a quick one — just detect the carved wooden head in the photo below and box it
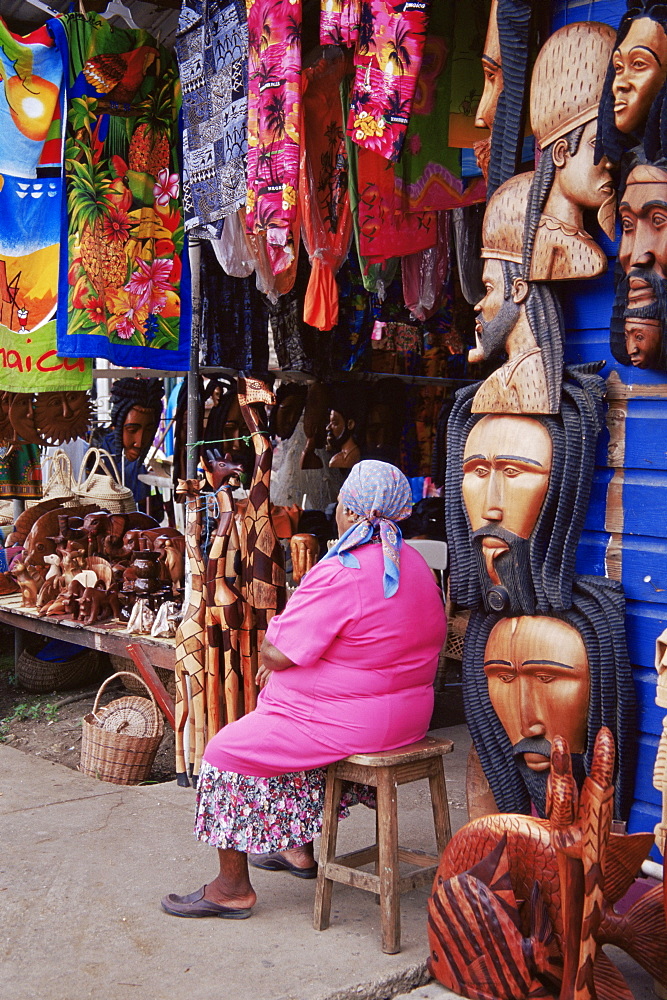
[612,15,667,135]
[34,391,91,445]
[484,615,590,769]
[531,22,615,151]
[476,0,501,131]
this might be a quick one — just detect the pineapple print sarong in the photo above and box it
[50,12,191,370]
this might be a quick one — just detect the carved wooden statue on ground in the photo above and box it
[428,728,667,1000]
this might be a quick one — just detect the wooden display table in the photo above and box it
[0,593,176,671]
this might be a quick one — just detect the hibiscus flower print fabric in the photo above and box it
[50,12,190,369]
[346,0,430,163]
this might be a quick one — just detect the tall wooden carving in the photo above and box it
[173,479,208,787]
[237,376,286,712]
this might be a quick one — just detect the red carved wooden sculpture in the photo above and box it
[428,729,667,1000]
[237,376,286,712]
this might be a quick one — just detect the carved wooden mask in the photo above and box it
[34,391,91,444]
[611,163,667,370]
[612,16,667,135]
[476,0,502,131]
[462,414,552,609]
[484,615,590,766]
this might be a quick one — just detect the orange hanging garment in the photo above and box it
[299,53,353,331]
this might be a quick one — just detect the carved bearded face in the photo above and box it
[484,615,590,770]
[612,17,667,135]
[619,165,667,279]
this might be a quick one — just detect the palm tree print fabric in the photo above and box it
[245,0,302,277]
[347,0,430,163]
[175,0,248,238]
[50,13,190,370]
[320,0,361,48]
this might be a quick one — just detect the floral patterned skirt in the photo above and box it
[194,761,375,854]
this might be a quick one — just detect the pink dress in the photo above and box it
[203,543,447,777]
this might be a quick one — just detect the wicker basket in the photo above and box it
[110,654,176,699]
[16,648,99,693]
[80,671,164,785]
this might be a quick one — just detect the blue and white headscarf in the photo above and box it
[323,460,412,598]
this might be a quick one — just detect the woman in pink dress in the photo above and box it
[162,461,447,919]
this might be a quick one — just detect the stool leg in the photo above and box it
[429,756,452,856]
[313,766,343,932]
[376,769,400,954]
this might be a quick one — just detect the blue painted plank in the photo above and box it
[559,268,615,330]
[621,470,667,534]
[552,1,623,32]
[626,602,667,667]
[618,400,667,470]
[576,531,667,605]
[576,532,610,577]
[583,469,614,531]
[633,733,660,808]
[634,667,666,733]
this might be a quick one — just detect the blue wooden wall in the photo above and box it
[553,0,665,854]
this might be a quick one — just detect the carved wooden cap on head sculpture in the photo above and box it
[610,161,667,370]
[524,22,616,282]
[471,172,563,415]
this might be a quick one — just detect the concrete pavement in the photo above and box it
[0,722,660,1000]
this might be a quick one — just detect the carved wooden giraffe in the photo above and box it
[202,451,245,735]
[174,478,208,787]
[237,376,286,711]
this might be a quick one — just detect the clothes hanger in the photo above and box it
[24,0,61,16]
[100,1,139,29]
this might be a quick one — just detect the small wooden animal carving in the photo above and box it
[12,561,40,607]
[78,583,121,626]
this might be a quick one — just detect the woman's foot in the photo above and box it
[249,845,318,879]
[203,875,256,910]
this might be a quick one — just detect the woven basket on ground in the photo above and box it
[110,654,176,698]
[16,648,99,693]
[80,671,164,785]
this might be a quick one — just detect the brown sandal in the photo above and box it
[161,885,252,919]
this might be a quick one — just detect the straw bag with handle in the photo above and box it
[75,448,136,513]
[41,449,80,507]
[80,671,164,785]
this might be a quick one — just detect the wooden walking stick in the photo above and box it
[174,478,208,787]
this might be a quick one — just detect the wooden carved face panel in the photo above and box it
[484,615,590,768]
[612,164,667,370]
[476,0,501,131]
[612,17,667,135]
[462,415,552,604]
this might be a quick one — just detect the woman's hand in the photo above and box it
[256,662,272,690]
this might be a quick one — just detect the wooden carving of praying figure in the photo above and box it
[524,21,616,282]
[469,172,563,415]
[610,162,667,371]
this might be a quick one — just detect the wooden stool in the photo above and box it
[313,736,454,954]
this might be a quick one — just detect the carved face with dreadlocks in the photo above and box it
[610,162,667,370]
[446,367,606,617]
[463,576,637,821]
[109,378,164,465]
